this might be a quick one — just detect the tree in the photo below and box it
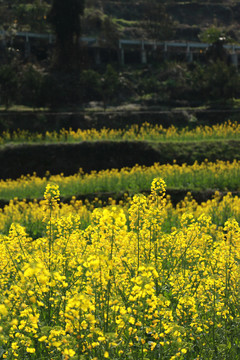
[101,64,120,109]
[0,64,19,109]
[199,26,231,63]
[48,0,85,70]
[20,64,45,109]
[202,60,239,103]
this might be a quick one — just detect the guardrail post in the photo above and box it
[186,43,193,62]
[95,47,101,65]
[25,33,31,58]
[164,41,168,60]
[118,40,125,65]
[230,46,238,68]
[141,41,147,64]
[1,30,6,48]
[49,34,53,44]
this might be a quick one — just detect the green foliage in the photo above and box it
[42,71,82,108]
[82,8,104,35]
[0,58,239,109]
[20,65,45,109]
[12,1,50,32]
[101,64,120,108]
[80,69,102,102]
[199,26,231,44]
[142,0,174,40]
[201,61,240,103]
[82,9,121,48]
[100,16,121,49]
[0,64,19,109]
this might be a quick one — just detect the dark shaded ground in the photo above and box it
[0,108,240,132]
[0,140,239,179]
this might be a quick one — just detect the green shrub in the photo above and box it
[202,60,240,103]
[80,69,102,103]
[0,64,19,109]
[101,64,120,108]
[20,64,45,108]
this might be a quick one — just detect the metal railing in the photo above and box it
[0,30,240,52]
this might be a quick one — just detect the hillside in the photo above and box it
[1,1,240,110]
[83,1,240,42]
[0,1,240,42]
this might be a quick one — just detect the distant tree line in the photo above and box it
[0,58,239,110]
[0,0,239,110]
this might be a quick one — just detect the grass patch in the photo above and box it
[0,105,49,112]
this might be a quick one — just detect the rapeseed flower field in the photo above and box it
[1,180,240,359]
[0,160,239,201]
[0,120,239,144]
[0,185,240,238]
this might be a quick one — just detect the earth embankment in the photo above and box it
[0,140,239,179]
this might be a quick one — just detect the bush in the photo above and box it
[202,60,240,103]
[101,64,120,108]
[20,64,45,108]
[0,64,19,109]
[80,69,102,103]
[40,71,82,109]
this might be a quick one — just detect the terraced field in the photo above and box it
[0,117,240,360]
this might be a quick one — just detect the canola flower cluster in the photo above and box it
[0,180,240,359]
[0,185,240,240]
[0,159,239,201]
[0,120,239,144]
